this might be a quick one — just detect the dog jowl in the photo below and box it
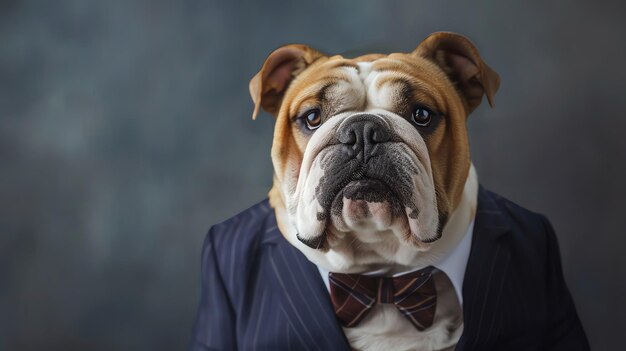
[250,32,499,273]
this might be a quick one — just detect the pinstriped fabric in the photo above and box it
[189,223,237,350]
[455,186,589,350]
[269,253,317,351]
[482,252,510,347]
[251,288,267,348]
[189,188,588,351]
[277,247,328,343]
[457,187,512,351]
[288,242,338,344]
[468,245,511,350]
[291,251,334,326]
[267,237,350,350]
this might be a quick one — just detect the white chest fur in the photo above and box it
[342,271,463,351]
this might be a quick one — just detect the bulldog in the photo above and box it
[249,32,497,350]
[188,32,589,351]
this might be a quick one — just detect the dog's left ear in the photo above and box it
[249,44,324,120]
[413,32,500,114]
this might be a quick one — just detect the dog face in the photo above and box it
[250,32,499,272]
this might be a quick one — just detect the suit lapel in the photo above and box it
[456,186,513,351]
[263,219,350,351]
[260,186,513,350]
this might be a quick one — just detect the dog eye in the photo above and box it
[303,109,322,130]
[411,106,433,127]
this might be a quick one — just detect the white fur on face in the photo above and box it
[275,60,454,273]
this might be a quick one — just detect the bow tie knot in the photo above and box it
[328,266,437,330]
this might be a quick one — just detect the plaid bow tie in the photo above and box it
[328,266,437,330]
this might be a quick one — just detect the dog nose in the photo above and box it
[338,114,390,162]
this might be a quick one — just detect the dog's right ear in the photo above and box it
[249,45,324,120]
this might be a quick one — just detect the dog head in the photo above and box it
[250,32,499,272]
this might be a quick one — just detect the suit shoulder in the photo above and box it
[481,187,555,261]
[210,198,273,232]
[485,188,549,235]
[200,199,275,300]
[205,198,275,255]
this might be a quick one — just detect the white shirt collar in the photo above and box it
[316,217,474,306]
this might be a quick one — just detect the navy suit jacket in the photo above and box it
[188,187,589,350]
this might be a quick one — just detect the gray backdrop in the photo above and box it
[2,0,625,350]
